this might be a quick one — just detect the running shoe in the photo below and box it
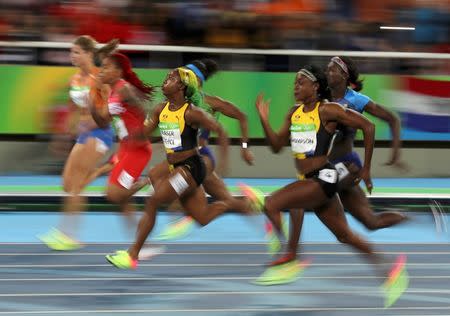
[382,254,409,308]
[239,183,289,255]
[264,217,289,256]
[265,220,282,255]
[106,250,138,269]
[253,259,310,286]
[37,228,82,251]
[156,217,195,241]
[238,183,265,213]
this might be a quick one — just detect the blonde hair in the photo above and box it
[73,35,97,53]
[73,36,119,62]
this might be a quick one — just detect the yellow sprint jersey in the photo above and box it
[158,102,198,153]
[290,102,333,159]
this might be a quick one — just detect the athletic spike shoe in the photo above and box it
[265,223,282,255]
[383,255,409,308]
[156,217,195,241]
[106,250,138,269]
[253,260,310,286]
[238,183,265,213]
[264,216,289,256]
[38,228,82,251]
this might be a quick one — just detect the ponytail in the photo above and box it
[109,52,155,101]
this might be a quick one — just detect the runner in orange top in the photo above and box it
[39,36,118,250]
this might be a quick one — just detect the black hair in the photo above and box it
[190,58,219,81]
[302,64,331,101]
[338,56,363,92]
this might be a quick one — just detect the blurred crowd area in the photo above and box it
[1,0,448,51]
[0,0,449,74]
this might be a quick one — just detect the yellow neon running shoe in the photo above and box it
[253,260,310,286]
[383,255,409,308]
[38,228,82,251]
[156,217,195,241]
[106,250,138,269]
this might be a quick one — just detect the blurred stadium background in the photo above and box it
[0,2,449,314]
[0,0,448,178]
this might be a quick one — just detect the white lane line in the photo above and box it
[0,289,449,297]
[0,263,261,268]
[1,251,450,256]
[0,275,448,282]
[0,242,448,245]
[0,263,448,268]
[0,307,449,314]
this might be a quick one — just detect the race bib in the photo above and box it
[112,117,128,140]
[318,169,338,184]
[290,123,317,155]
[335,162,350,181]
[159,122,182,150]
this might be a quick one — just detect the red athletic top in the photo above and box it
[107,79,149,146]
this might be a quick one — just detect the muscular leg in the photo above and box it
[340,185,407,231]
[149,161,184,215]
[128,166,229,259]
[264,179,326,237]
[195,153,249,213]
[315,195,379,262]
[314,195,388,277]
[148,161,170,189]
[128,167,193,259]
[286,208,304,256]
[60,138,105,237]
[203,171,252,214]
[181,187,228,226]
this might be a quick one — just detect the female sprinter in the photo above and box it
[275,57,408,271]
[105,67,232,268]
[155,59,255,240]
[89,52,153,216]
[327,56,407,228]
[39,36,118,250]
[90,52,166,260]
[241,65,408,307]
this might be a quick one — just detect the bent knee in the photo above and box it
[364,220,379,231]
[264,196,277,213]
[336,231,354,244]
[359,214,379,231]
